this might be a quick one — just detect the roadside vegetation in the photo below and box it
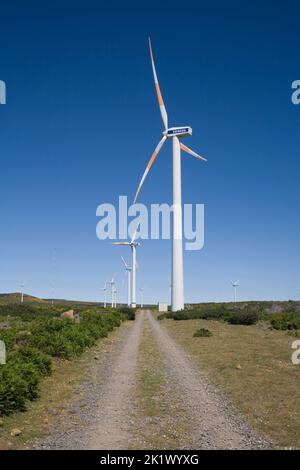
[0,303,134,417]
[158,300,300,331]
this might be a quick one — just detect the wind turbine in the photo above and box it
[102,280,108,308]
[139,287,144,308]
[20,283,24,303]
[108,276,116,308]
[121,256,132,307]
[231,280,239,303]
[114,285,118,308]
[112,226,140,308]
[134,39,207,312]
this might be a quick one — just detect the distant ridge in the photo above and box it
[0,293,45,304]
[0,293,102,308]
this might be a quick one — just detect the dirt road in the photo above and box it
[147,311,270,449]
[36,310,271,449]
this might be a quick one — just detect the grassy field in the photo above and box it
[160,318,300,449]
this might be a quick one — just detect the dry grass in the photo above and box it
[161,318,300,449]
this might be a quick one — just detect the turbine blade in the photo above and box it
[112,242,130,245]
[121,256,128,268]
[134,136,167,203]
[130,224,139,243]
[149,38,168,130]
[180,143,207,162]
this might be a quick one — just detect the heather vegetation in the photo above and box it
[0,303,133,416]
[158,300,300,330]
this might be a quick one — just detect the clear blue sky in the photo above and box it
[0,0,299,304]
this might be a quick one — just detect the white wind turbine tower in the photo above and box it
[121,256,132,307]
[134,39,207,312]
[112,226,140,308]
[20,283,24,303]
[114,285,118,308]
[231,280,239,303]
[102,280,108,308]
[108,276,116,308]
[139,287,144,308]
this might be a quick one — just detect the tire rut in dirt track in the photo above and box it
[88,311,144,449]
[147,310,272,450]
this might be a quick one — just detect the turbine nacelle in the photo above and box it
[163,126,192,139]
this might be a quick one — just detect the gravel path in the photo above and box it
[35,312,144,449]
[147,311,272,450]
[36,310,272,450]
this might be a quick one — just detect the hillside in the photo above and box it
[0,293,46,304]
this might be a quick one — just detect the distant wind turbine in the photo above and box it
[102,280,108,308]
[112,225,140,308]
[133,38,207,312]
[139,287,144,308]
[20,283,24,303]
[108,276,116,308]
[231,280,239,303]
[121,256,132,307]
[114,285,118,308]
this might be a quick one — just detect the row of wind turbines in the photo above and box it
[102,40,239,311]
[103,38,207,312]
[104,226,142,309]
[101,277,144,309]
[101,276,240,309]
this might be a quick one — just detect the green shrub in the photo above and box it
[225,310,258,325]
[117,307,136,321]
[30,312,125,358]
[287,330,300,338]
[157,313,172,321]
[14,346,52,376]
[172,311,191,320]
[270,312,300,330]
[0,328,17,351]
[171,305,228,321]
[0,358,40,415]
[0,303,63,320]
[193,328,213,337]
[30,330,76,358]
[0,310,125,416]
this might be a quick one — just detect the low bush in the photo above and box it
[29,312,125,358]
[0,328,17,351]
[0,310,126,416]
[270,312,300,330]
[287,330,300,337]
[0,303,63,321]
[117,307,136,321]
[0,358,40,415]
[157,313,172,321]
[193,328,213,337]
[15,346,52,376]
[225,310,258,325]
[167,304,258,325]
